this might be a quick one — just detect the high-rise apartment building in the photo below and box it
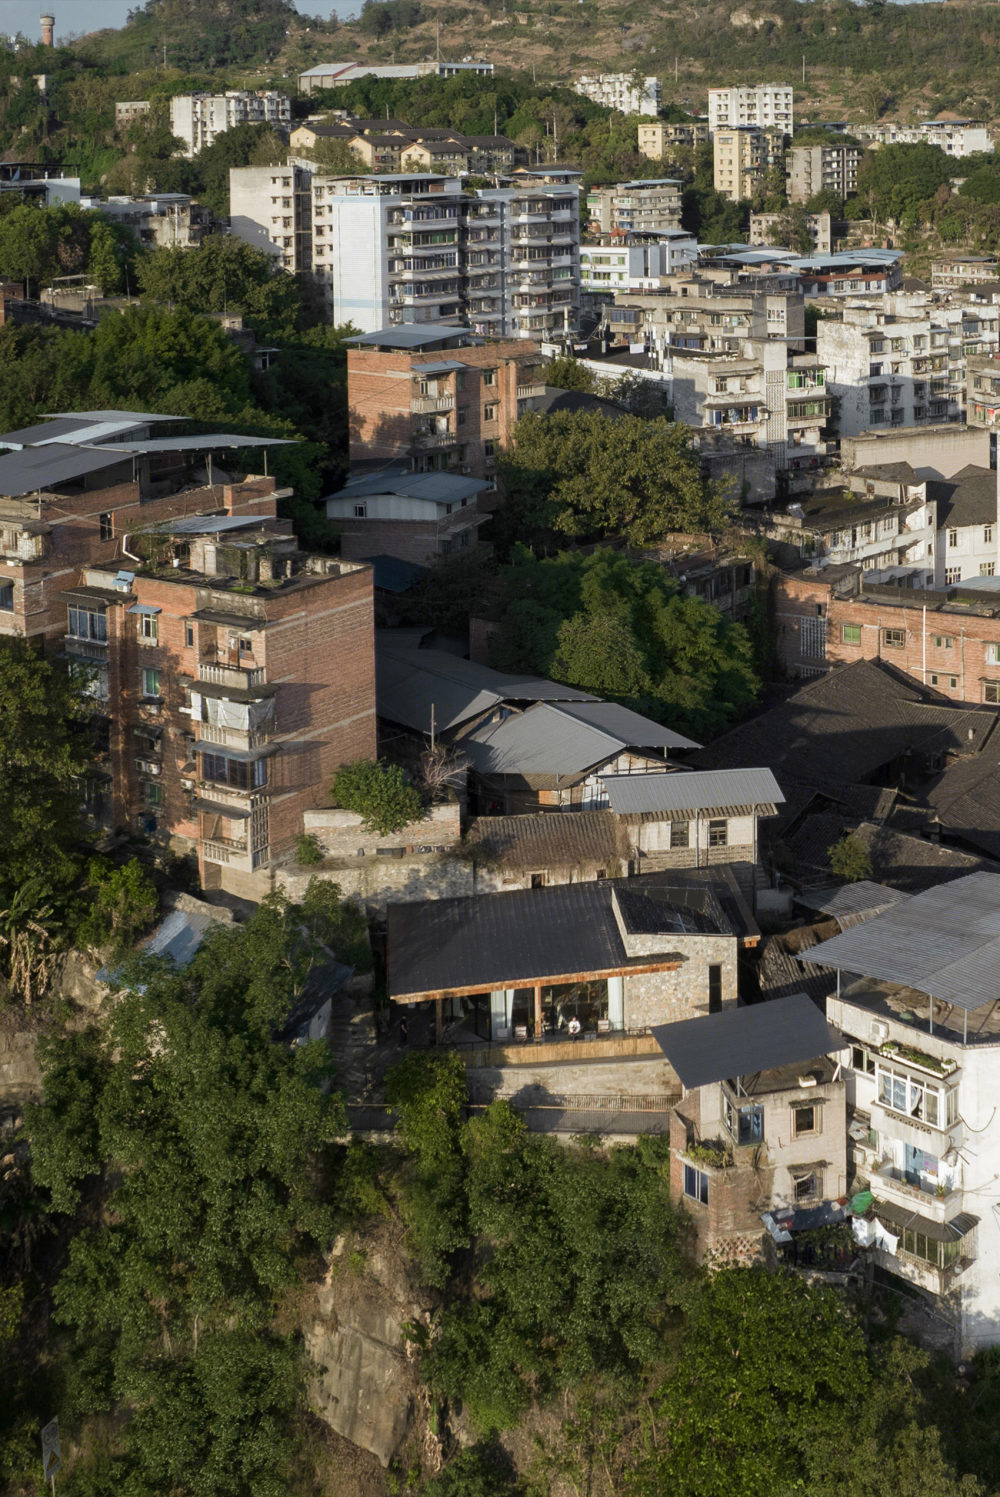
[573,73,662,117]
[713,126,776,202]
[170,91,291,158]
[786,142,860,204]
[707,84,793,135]
[231,166,581,338]
[585,178,683,237]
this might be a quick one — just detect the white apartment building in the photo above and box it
[852,118,993,159]
[580,235,698,301]
[229,164,313,273]
[812,875,1000,1357]
[817,303,962,440]
[603,278,806,358]
[573,73,662,117]
[286,168,580,337]
[586,178,683,236]
[170,91,291,158]
[708,83,793,135]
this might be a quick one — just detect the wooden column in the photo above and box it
[533,983,543,1041]
[435,996,443,1045]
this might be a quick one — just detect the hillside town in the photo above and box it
[3,9,1000,1497]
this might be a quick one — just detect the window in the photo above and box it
[239,637,253,655]
[670,820,689,849]
[945,568,961,585]
[851,1045,876,1075]
[457,408,467,427]
[0,582,12,612]
[138,613,159,645]
[984,681,1000,704]
[708,964,723,1014]
[185,624,195,648]
[141,667,160,698]
[144,781,163,807]
[933,634,954,649]
[987,643,1000,665]
[929,673,958,689]
[882,627,905,649]
[876,1063,956,1127]
[353,504,367,519]
[793,1104,817,1136]
[842,623,861,645]
[201,752,267,791]
[68,606,107,642]
[530,872,546,889]
[483,403,497,422]
[708,818,728,847]
[793,1170,818,1203]
[981,563,996,577]
[683,1164,709,1205]
[99,512,113,541]
[948,528,958,547]
[986,527,994,544]
[482,367,496,386]
[483,441,496,459]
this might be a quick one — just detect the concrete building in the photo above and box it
[98,194,211,250]
[853,118,992,158]
[637,120,709,160]
[297,60,494,94]
[817,304,961,440]
[580,236,698,302]
[713,126,777,202]
[785,142,859,204]
[229,164,313,274]
[601,277,807,360]
[708,83,793,135]
[115,100,150,127]
[327,468,489,563]
[573,72,661,117]
[931,256,1000,290]
[750,209,833,254]
[812,875,1000,1355]
[169,91,290,158]
[344,324,544,480]
[585,178,683,237]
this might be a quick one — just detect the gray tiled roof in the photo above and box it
[602,766,783,817]
[466,810,625,872]
[807,872,1000,1011]
[926,465,997,529]
[376,643,595,735]
[924,751,1000,860]
[460,701,697,781]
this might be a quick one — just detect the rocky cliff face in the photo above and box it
[305,1224,437,1470]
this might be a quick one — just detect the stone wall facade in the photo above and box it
[624,934,738,1029]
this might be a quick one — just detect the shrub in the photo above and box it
[331,759,423,836]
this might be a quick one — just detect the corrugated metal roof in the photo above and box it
[650,993,842,1090]
[0,443,131,495]
[44,409,187,423]
[346,325,475,350]
[334,470,488,502]
[142,513,269,535]
[460,701,693,780]
[807,872,1000,1011]
[97,435,295,453]
[602,767,783,816]
[873,1198,978,1242]
[802,881,910,928]
[376,643,595,735]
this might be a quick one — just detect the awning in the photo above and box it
[873,1198,979,1242]
[194,798,250,820]
[58,585,127,605]
[193,740,277,762]
[650,992,842,1090]
[127,603,161,615]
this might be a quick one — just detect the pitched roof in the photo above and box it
[799,880,910,928]
[854,818,1000,892]
[460,701,697,782]
[923,749,1000,859]
[0,442,131,496]
[693,659,998,785]
[926,465,997,529]
[333,469,488,503]
[602,766,783,817]
[387,872,730,1000]
[466,810,626,872]
[376,642,595,736]
[650,993,842,1090]
[808,872,1000,1011]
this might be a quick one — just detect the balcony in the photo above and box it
[201,837,251,867]
[873,1164,957,1218]
[197,722,271,751]
[410,394,455,414]
[65,635,109,662]
[517,382,546,399]
[410,429,457,451]
[198,662,265,690]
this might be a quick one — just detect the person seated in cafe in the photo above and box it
[567,1015,581,1039]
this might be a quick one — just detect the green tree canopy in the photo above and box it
[331,759,424,836]
[855,141,953,223]
[496,410,733,553]
[828,832,873,883]
[488,549,759,738]
[136,233,303,335]
[25,889,349,1495]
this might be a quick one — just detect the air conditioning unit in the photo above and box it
[135,758,161,776]
[870,1020,889,1044]
[180,777,195,791]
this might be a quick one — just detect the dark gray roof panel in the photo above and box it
[807,872,1000,1010]
[650,993,843,1089]
[0,443,131,494]
[603,767,783,815]
[461,702,691,779]
[376,643,596,735]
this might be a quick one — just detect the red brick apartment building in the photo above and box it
[775,564,1000,707]
[346,325,545,482]
[0,413,376,896]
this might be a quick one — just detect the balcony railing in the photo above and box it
[410,394,455,413]
[197,662,265,689]
[197,722,270,750]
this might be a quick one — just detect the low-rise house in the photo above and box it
[810,873,1000,1354]
[656,994,847,1265]
[97,193,211,250]
[467,810,628,889]
[326,467,489,563]
[458,700,698,814]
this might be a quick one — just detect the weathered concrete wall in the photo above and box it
[278,853,475,913]
[303,801,461,858]
[465,1053,678,1104]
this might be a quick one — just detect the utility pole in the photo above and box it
[162,37,167,68]
[674,55,678,82]
[802,54,805,85]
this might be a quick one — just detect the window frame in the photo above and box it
[708,818,728,848]
[841,622,861,645]
[138,613,159,645]
[683,1164,710,1205]
[140,666,161,699]
[882,627,905,649]
[793,1103,818,1137]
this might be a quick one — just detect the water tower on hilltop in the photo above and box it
[40,13,54,44]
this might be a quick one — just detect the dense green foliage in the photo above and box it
[491,548,758,737]
[22,890,350,1496]
[496,409,733,553]
[828,832,873,884]
[83,0,307,71]
[332,759,425,837]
